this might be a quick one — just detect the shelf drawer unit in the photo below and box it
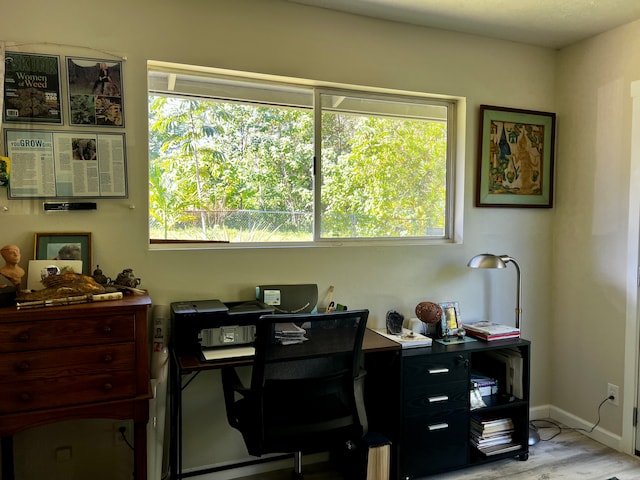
[0,295,151,480]
[399,352,469,479]
[364,336,531,480]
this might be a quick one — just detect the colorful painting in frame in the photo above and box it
[476,105,556,207]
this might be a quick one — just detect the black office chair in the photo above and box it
[222,309,370,479]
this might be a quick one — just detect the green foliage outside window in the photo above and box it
[148,70,451,244]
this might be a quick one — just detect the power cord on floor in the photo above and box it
[529,395,613,441]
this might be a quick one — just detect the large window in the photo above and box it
[148,62,457,246]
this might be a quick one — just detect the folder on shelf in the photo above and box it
[485,349,523,398]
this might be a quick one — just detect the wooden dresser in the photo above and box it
[0,294,152,480]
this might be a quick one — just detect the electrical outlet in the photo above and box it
[113,421,130,445]
[608,383,619,406]
[55,446,72,462]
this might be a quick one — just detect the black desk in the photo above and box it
[169,332,531,480]
[168,329,399,480]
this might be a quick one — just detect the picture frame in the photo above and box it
[34,232,92,275]
[438,301,462,337]
[476,105,556,208]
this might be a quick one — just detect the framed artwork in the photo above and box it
[3,52,62,124]
[476,105,556,208]
[34,232,92,275]
[438,301,462,337]
[66,57,124,127]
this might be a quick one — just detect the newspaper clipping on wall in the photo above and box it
[5,129,127,198]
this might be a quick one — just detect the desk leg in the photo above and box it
[134,420,148,480]
[1,436,14,480]
[169,351,180,480]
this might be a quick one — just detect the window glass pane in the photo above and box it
[320,92,448,239]
[149,94,314,242]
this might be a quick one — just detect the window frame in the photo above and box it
[147,61,463,249]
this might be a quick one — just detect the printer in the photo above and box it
[171,284,319,356]
[170,299,273,355]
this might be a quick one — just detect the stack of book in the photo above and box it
[471,373,498,397]
[462,321,520,341]
[470,416,521,456]
[274,323,308,345]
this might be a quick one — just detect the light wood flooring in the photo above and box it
[232,420,640,480]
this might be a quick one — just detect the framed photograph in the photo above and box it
[476,105,556,208]
[3,52,62,124]
[438,301,462,336]
[34,232,92,275]
[66,57,124,127]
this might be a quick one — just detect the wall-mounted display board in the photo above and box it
[4,129,127,198]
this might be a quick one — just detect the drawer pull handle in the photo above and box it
[103,354,113,363]
[16,361,30,372]
[102,326,112,334]
[427,423,449,431]
[428,368,449,375]
[428,395,449,403]
[103,383,113,391]
[17,332,29,342]
[20,393,32,402]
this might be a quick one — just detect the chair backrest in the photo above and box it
[250,309,369,453]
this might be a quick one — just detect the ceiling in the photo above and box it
[285,0,640,49]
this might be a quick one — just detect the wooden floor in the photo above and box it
[232,421,640,480]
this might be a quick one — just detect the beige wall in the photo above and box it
[552,19,640,450]
[7,0,637,478]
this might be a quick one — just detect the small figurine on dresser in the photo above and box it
[113,268,142,291]
[0,244,25,291]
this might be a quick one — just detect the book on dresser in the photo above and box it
[462,321,520,341]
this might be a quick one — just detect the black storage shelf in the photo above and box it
[364,337,531,480]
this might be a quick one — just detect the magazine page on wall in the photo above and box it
[4,129,127,199]
[3,51,62,125]
[66,56,124,127]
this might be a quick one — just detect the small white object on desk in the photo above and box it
[372,328,432,348]
[201,346,255,361]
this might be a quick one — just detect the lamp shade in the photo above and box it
[467,253,507,269]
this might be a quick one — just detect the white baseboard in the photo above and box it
[531,404,622,451]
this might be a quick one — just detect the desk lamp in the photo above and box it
[467,254,521,328]
[467,253,540,446]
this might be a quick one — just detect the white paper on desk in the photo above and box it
[201,346,255,361]
[27,260,83,291]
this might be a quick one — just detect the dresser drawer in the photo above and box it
[400,409,469,478]
[403,380,468,418]
[403,353,468,388]
[0,314,135,352]
[0,342,135,384]
[0,371,137,413]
